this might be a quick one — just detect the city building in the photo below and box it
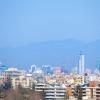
[79,54,85,75]
[12,74,33,89]
[29,64,37,73]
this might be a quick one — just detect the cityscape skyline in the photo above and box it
[0,39,100,70]
[0,0,100,100]
[0,0,100,69]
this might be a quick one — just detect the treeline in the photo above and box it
[0,79,44,100]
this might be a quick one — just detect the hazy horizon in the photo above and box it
[0,0,100,69]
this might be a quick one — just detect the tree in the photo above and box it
[4,77,12,90]
[32,83,35,91]
[0,77,12,100]
[76,85,83,100]
[29,91,44,100]
[66,85,72,99]
[17,84,30,100]
[73,77,77,98]
[0,84,7,100]
[0,84,4,92]
[18,84,27,95]
[5,89,24,100]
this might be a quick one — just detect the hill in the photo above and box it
[0,39,100,70]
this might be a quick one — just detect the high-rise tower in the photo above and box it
[79,54,85,75]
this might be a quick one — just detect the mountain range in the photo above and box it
[0,39,100,71]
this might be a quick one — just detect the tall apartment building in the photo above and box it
[79,54,85,75]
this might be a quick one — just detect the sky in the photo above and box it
[0,0,100,47]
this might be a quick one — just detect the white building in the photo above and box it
[29,64,37,73]
[12,75,33,89]
[79,54,85,75]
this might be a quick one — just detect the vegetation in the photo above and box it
[4,77,12,90]
[0,84,44,100]
[76,85,83,100]
[0,77,12,99]
[32,82,35,91]
[66,85,72,99]
[0,80,44,100]
[74,85,83,100]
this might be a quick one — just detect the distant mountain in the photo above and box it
[0,39,100,70]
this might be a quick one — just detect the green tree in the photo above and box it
[0,84,7,100]
[76,85,83,100]
[32,83,35,91]
[4,77,12,90]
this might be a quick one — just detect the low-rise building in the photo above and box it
[12,74,33,89]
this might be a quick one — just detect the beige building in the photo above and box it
[12,74,33,89]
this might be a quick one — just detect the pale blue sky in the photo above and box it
[0,0,100,47]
